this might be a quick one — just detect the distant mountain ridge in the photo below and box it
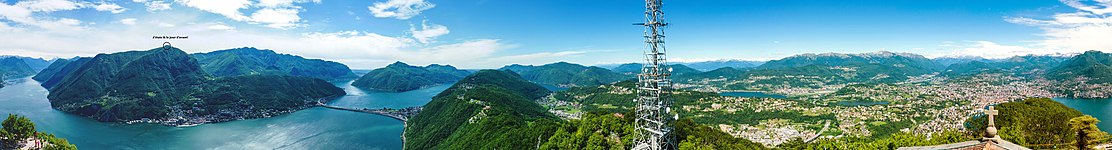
[597,59,764,71]
[1047,50,1112,83]
[191,47,358,80]
[351,61,472,92]
[499,62,630,87]
[33,57,91,90]
[609,63,701,75]
[0,57,36,79]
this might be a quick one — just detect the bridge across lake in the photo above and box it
[318,104,421,121]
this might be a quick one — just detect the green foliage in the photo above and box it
[351,61,470,92]
[1048,50,1112,84]
[500,62,631,87]
[1070,115,1105,150]
[191,47,358,80]
[540,111,635,150]
[404,70,554,150]
[780,130,972,149]
[38,133,77,150]
[1,114,77,149]
[1,114,36,146]
[965,97,1098,147]
[675,119,767,150]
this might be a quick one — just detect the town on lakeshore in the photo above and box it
[3,0,1112,150]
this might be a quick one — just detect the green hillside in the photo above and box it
[403,69,554,149]
[32,57,91,90]
[965,97,1104,148]
[192,47,357,80]
[499,62,631,87]
[45,47,345,122]
[1047,50,1112,84]
[351,62,471,92]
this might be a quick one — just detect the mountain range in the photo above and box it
[1047,50,1112,84]
[598,59,764,71]
[351,61,472,92]
[499,62,631,87]
[41,46,345,122]
[191,47,358,81]
[608,63,702,75]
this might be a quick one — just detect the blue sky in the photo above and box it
[1,0,1110,69]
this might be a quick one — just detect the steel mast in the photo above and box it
[632,0,675,149]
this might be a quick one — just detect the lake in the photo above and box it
[1052,97,1112,132]
[719,91,788,99]
[0,77,449,150]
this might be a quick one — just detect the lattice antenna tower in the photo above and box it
[632,0,676,149]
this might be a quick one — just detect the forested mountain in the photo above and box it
[1047,50,1112,84]
[44,47,345,122]
[191,47,357,80]
[404,69,554,149]
[32,57,91,90]
[939,55,1068,77]
[499,62,631,87]
[759,51,943,77]
[0,57,36,79]
[941,61,1003,77]
[351,61,471,92]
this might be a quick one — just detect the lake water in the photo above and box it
[719,91,788,99]
[0,77,449,150]
[1052,97,1112,132]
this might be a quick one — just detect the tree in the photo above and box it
[2,114,36,148]
[1070,115,1104,150]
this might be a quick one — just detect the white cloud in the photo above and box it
[120,18,137,25]
[248,8,301,29]
[1002,0,1112,53]
[174,0,317,29]
[175,0,252,20]
[410,20,448,44]
[207,22,234,30]
[15,0,81,12]
[943,0,1112,58]
[258,0,319,8]
[93,2,126,13]
[945,41,1041,59]
[368,0,435,20]
[0,1,85,32]
[134,0,172,11]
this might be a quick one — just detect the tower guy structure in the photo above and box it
[632,0,676,149]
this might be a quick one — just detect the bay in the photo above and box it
[1052,97,1112,132]
[0,77,449,150]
